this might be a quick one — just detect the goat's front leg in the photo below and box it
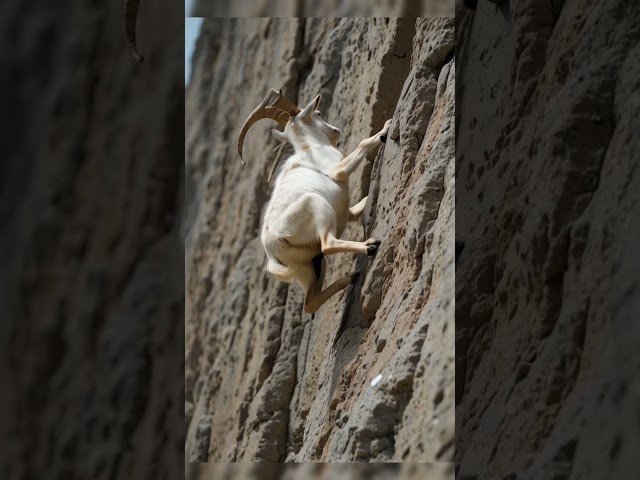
[321,232,381,256]
[331,120,392,181]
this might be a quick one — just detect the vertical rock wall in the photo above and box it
[185,18,455,463]
[456,0,640,477]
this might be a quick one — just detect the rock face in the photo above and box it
[185,18,455,463]
[456,0,640,478]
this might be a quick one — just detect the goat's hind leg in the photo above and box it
[300,255,360,314]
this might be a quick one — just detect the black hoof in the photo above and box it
[367,240,381,256]
[350,271,361,283]
[380,135,387,143]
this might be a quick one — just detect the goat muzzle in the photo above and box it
[237,89,301,165]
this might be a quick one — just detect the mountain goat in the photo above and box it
[238,89,391,314]
[123,0,143,62]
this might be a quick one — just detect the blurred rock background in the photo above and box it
[0,1,184,478]
[456,0,640,478]
[185,18,455,463]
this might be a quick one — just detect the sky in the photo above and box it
[185,17,203,85]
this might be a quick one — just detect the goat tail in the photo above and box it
[266,256,298,283]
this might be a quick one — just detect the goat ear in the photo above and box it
[271,129,288,143]
[300,93,321,118]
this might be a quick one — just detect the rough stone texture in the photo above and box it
[185,18,454,464]
[456,0,640,478]
[0,2,184,478]
[191,0,453,17]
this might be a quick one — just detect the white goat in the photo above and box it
[237,89,391,314]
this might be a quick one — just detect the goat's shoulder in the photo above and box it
[308,145,342,162]
[287,146,342,173]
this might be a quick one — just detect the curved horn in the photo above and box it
[272,90,301,117]
[124,0,144,62]
[237,89,301,165]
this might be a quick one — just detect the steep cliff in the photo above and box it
[185,18,455,463]
[456,0,640,477]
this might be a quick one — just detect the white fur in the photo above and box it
[259,93,391,313]
[262,146,348,270]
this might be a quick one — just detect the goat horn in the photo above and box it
[273,89,301,117]
[124,0,144,62]
[237,89,301,165]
